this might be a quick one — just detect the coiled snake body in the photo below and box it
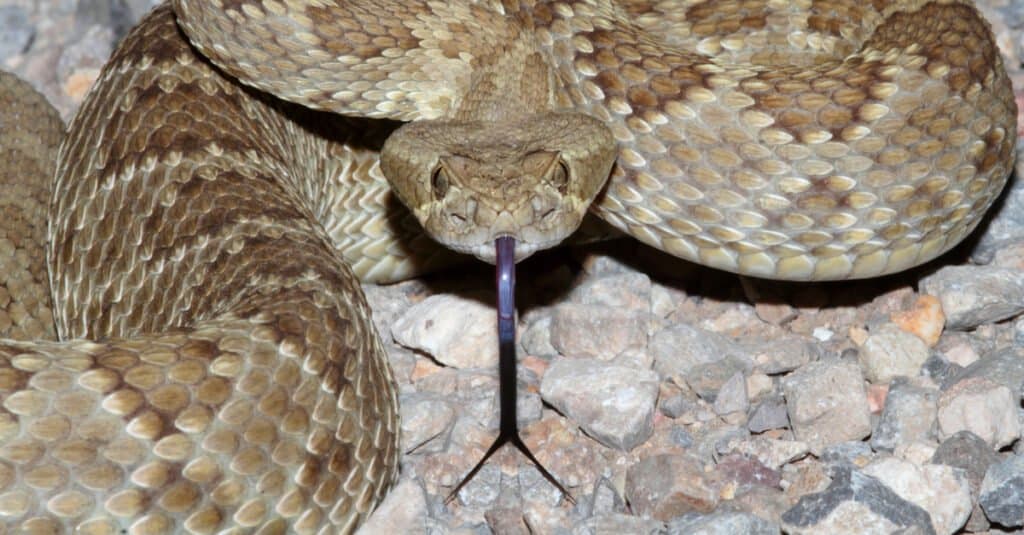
[0,0,1015,532]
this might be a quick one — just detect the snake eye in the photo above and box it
[431,166,449,200]
[550,160,570,195]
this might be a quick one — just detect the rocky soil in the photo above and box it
[5,1,1024,534]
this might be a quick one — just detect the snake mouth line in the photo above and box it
[459,238,555,263]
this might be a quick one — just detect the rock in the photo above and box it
[357,478,427,535]
[651,323,749,379]
[932,431,1000,491]
[747,395,789,433]
[574,513,665,535]
[568,272,652,313]
[781,466,936,535]
[713,371,749,416]
[0,6,32,60]
[931,430,1000,530]
[862,457,971,535]
[941,345,1024,394]
[870,377,938,452]
[969,169,1024,265]
[980,454,1024,527]
[781,360,872,455]
[625,454,718,521]
[920,353,963,385]
[711,453,782,491]
[745,336,819,375]
[890,295,944,347]
[391,293,498,369]
[723,436,810,470]
[858,323,931,384]
[936,377,1019,448]
[549,303,648,360]
[485,508,529,535]
[539,357,659,451]
[520,312,557,357]
[400,394,455,454]
[820,441,875,469]
[919,264,1024,330]
[666,511,780,535]
[686,356,750,402]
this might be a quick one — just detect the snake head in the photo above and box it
[380,112,616,263]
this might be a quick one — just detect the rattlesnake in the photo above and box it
[0,0,1015,532]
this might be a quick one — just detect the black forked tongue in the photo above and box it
[445,236,574,504]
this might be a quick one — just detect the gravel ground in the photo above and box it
[5,1,1024,533]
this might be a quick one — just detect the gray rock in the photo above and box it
[932,431,1001,491]
[970,173,1024,266]
[980,454,1024,527]
[540,357,659,451]
[871,377,939,452]
[625,454,718,521]
[921,353,963,385]
[0,6,32,59]
[667,511,779,535]
[745,336,819,375]
[920,264,1024,330]
[858,324,931,384]
[687,356,751,402]
[574,513,665,535]
[520,312,557,357]
[399,394,455,454]
[781,466,936,535]
[941,345,1024,394]
[862,457,972,535]
[550,303,648,360]
[651,323,749,379]
[820,441,875,469]
[713,371,749,416]
[568,272,652,314]
[747,395,790,433]
[781,360,872,455]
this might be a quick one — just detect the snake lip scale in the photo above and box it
[0,0,1016,532]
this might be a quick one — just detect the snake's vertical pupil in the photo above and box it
[431,166,448,199]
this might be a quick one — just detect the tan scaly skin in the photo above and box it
[0,0,1016,532]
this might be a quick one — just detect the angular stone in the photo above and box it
[862,457,971,535]
[550,303,648,360]
[747,395,789,433]
[625,454,717,521]
[782,360,871,455]
[667,511,780,535]
[920,264,1024,330]
[937,377,1019,448]
[576,513,665,535]
[651,323,749,379]
[858,324,930,384]
[979,454,1024,527]
[723,436,810,470]
[391,294,497,369]
[540,357,658,451]
[870,377,938,452]
[781,466,936,535]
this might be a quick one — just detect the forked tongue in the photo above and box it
[445,237,573,504]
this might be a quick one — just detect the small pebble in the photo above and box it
[624,454,718,521]
[391,294,497,369]
[979,454,1024,527]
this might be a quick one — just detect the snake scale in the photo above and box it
[0,0,1015,532]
